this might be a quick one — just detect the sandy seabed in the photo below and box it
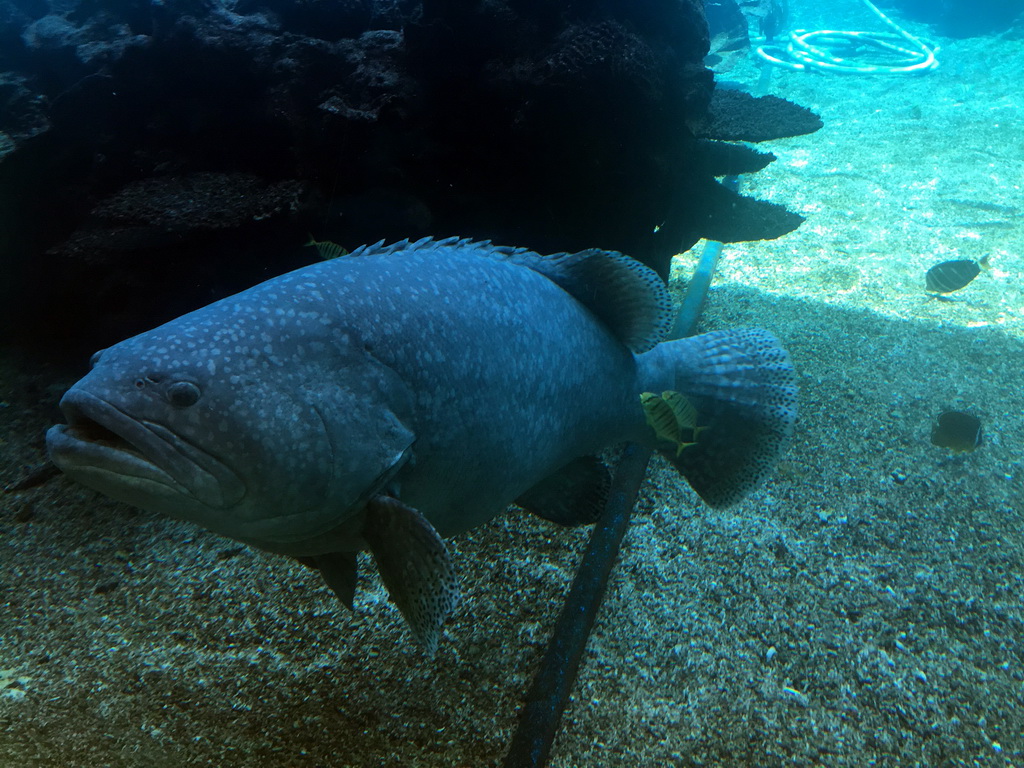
[2,4,1023,767]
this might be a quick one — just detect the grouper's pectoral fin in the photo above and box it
[362,495,459,655]
[295,552,359,610]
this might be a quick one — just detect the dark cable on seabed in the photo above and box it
[502,441,652,768]
[503,198,733,768]
[503,38,789,761]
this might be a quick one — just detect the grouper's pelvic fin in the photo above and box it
[646,328,798,507]
[362,495,459,655]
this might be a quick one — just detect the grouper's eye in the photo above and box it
[167,380,201,407]
[89,349,105,369]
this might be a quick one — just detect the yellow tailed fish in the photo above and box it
[641,390,704,456]
[306,235,349,261]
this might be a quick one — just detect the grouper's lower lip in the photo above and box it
[47,389,244,509]
[46,423,190,496]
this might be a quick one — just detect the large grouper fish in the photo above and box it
[46,237,798,652]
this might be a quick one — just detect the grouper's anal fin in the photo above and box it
[515,455,610,527]
[362,495,459,655]
[295,552,359,610]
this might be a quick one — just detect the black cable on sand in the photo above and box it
[502,442,653,768]
[503,238,719,766]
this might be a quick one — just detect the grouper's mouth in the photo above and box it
[46,389,245,510]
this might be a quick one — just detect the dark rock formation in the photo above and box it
[0,0,820,357]
[697,89,824,143]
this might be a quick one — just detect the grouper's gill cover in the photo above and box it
[46,236,799,653]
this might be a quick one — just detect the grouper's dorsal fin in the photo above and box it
[362,495,459,656]
[347,236,473,258]
[506,247,674,354]
[347,237,673,354]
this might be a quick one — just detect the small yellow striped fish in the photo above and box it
[306,236,348,261]
[641,390,704,456]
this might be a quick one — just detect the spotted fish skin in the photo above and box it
[46,237,797,648]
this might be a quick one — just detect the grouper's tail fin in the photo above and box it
[642,328,798,507]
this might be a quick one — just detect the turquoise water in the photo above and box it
[1,0,1023,765]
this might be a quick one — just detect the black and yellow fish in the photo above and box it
[925,255,990,294]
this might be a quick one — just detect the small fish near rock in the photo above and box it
[925,255,990,295]
[306,236,348,261]
[46,237,798,652]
